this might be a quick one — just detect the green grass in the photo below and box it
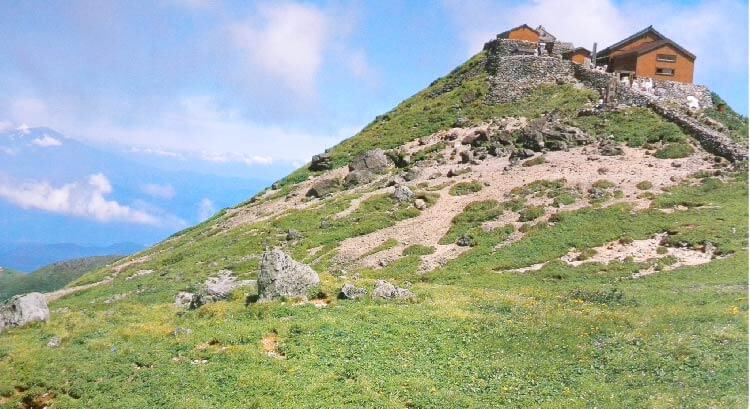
[448,181,483,196]
[272,54,597,193]
[0,173,746,408]
[439,200,504,245]
[654,142,695,159]
[636,181,654,190]
[574,107,688,147]
[402,245,436,257]
[704,93,748,145]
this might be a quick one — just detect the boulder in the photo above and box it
[598,138,624,156]
[339,284,367,300]
[393,185,414,203]
[372,280,415,300]
[349,149,390,174]
[175,291,201,309]
[447,167,471,177]
[414,198,427,210]
[309,152,333,171]
[0,293,50,333]
[344,169,376,187]
[521,115,592,152]
[258,249,320,301]
[404,168,421,181]
[286,229,303,241]
[306,178,341,198]
[202,271,255,302]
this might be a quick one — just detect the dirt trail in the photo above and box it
[336,145,713,272]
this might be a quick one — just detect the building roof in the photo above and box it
[597,26,665,57]
[596,26,695,61]
[497,24,539,39]
[627,39,696,60]
[535,25,556,42]
[562,47,591,57]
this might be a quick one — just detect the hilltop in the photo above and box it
[0,34,747,408]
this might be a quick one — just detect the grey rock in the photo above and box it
[462,129,489,146]
[339,284,367,300]
[47,336,61,348]
[456,234,476,247]
[202,270,255,302]
[393,185,414,203]
[0,292,50,333]
[454,117,470,128]
[404,168,421,181]
[447,167,471,177]
[598,138,624,156]
[372,280,415,300]
[173,327,193,336]
[344,169,376,187]
[286,229,303,241]
[258,249,320,301]
[175,291,201,309]
[349,149,390,174]
[309,152,333,171]
[414,198,427,210]
[320,219,332,229]
[306,178,341,198]
[521,115,592,152]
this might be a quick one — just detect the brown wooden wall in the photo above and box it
[571,53,589,65]
[636,44,694,83]
[507,27,540,42]
[609,53,638,73]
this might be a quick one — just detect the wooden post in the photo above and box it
[591,42,598,68]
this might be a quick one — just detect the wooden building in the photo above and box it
[497,24,540,43]
[596,26,695,83]
[562,47,591,65]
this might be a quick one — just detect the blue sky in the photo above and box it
[0,0,747,247]
[1,0,747,167]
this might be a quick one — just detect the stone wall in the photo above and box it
[486,56,575,104]
[483,39,538,58]
[572,65,713,109]
[650,79,713,109]
[649,102,747,162]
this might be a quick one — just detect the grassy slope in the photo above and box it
[0,54,746,407]
[0,174,745,408]
[0,256,121,301]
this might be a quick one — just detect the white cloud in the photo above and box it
[198,198,215,221]
[84,95,341,165]
[141,183,176,200]
[0,120,13,132]
[0,173,161,225]
[31,134,63,147]
[129,147,184,158]
[228,2,330,97]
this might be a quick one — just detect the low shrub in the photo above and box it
[654,143,694,159]
[449,181,483,196]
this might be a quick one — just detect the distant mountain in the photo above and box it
[0,242,142,272]
[0,255,121,301]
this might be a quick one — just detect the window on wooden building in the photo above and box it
[656,54,677,62]
[656,67,675,76]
